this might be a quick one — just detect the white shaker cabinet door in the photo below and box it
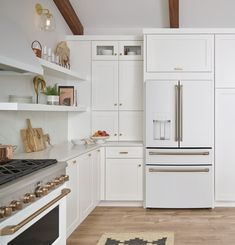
[92,149,101,206]
[119,61,143,110]
[180,80,214,148]
[92,111,118,141]
[215,35,235,88]
[78,153,94,223]
[106,159,143,201]
[146,34,213,73]
[92,61,118,110]
[119,111,143,141]
[215,89,235,201]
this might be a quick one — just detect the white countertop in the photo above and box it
[15,141,143,162]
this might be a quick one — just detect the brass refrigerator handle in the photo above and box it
[149,151,210,156]
[180,84,183,142]
[175,85,179,142]
[149,168,210,173]
[0,188,71,236]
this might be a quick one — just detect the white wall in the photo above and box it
[0,0,72,152]
[180,0,235,27]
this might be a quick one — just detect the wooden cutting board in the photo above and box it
[21,119,46,153]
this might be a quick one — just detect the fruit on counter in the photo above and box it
[92,130,109,137]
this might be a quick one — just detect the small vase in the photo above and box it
[47,95,59,105]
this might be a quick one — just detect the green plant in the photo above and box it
[42,84,59,96]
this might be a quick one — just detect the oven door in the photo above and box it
[0,186,70,245]
[145,165,213,208]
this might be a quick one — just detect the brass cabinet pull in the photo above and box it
[174,67,183,71]
[119,152,128,154]
[149,151,210,156]
[149,168,209,173]
[0,188,71,236]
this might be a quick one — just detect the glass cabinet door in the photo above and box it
[92,41,118,60]
[119,41,143,60]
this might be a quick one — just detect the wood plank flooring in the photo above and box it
[67,207,235,245]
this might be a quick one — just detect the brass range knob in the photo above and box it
[23,193,36,203]
[54,177,62,186]
[35,186,48,198]
[60,175,69,182]
[9,200,23,211]
[0,206,12,218]
[45,181,56,190]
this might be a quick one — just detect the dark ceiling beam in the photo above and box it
[53,0,84,35]
[169,0,179,28]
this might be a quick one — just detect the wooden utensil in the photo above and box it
[21,119,46,153]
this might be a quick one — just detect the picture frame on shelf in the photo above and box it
[58,86,74,106]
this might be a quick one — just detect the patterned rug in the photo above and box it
[97,232,174,245]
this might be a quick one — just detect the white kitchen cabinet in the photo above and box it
[180,80,214,148]
[215,89,235,201]
[119,41,143,61]
[93,149,101,206]
[146,34,213,73]
[78,152,94,223]
[66,157,79,237]
[119,111,143,141]
[92,61,118,110]
[215,35,235,88]
[92,111,118,141]
[119,61,143,110]
[92,41,118,60]
[106,158,143,201]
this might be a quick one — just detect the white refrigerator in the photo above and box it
[145,80,214,208]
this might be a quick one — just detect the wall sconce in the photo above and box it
[35,3,56,31]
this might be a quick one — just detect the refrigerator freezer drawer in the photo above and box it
[145,165,213,208]
[146,149,213,165]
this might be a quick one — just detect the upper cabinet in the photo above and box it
[92,41,143,61]
[215,35,235,88]
[146,34,214,73]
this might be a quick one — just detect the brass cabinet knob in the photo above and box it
[120,53,123,55]
[97,149,101,152]
[72,160,77,164]
[119,133,123,136]
[114,133,117,136]
[23,193,36,203]
[114,53,117,56]
[0,206,12,218]
[138,164,142,167]
[88,153,92,157]
[9,200,23,211]
[114,103,117,106]
[119,103,122,106]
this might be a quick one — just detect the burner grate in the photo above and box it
[0,159,57,185]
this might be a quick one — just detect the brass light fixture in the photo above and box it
[35,3,56,31]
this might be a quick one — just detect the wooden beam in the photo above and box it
[53,0,84,35]
[169,0,179,28]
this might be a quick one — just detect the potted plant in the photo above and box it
[42,84,60,105]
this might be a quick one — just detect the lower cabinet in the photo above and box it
[105,147,143,201]
[66,148,101,237]
[215,89,235,202]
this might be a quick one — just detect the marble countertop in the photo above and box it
[15,141,143,162]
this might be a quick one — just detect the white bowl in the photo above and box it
[102,49,113,55]
[91,136,109,144]
[127,51,136,55]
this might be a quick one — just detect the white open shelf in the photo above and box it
[0,103,88,112]
[38,58,85,81]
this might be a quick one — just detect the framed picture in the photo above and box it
[59,86,74,106]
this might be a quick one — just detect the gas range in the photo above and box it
[0,159,68,221]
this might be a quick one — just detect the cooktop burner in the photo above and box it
[0,159,57,186]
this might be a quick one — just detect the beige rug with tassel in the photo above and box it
[97,232,174,245]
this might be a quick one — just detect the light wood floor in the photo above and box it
[67,207,235,245]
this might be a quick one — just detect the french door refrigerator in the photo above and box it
[145,80,214,208]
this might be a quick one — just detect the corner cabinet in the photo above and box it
[146,34,214,73]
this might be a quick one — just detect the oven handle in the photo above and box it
[149,151,210,156]
[149,168,210,173]
[0,188,71,236]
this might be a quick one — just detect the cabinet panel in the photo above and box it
[92,111,118,141]
[106,159,143,201]
[119,41,143,60]
[92,41,118,60]
[119,61,143,110]
[180,80,214,148]
[215,35,235,88]
[146,34,213,73]
[92,61,118,110]
[119,111,143,141]
[66,159,79,237]
[106,147,143,159]
[93,149,101,206]
[216,89,235,201]
[78,153,94,223]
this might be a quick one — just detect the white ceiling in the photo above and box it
[70,0,169,30]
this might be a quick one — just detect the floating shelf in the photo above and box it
[0,103,87,112]
[38,58,85,81]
